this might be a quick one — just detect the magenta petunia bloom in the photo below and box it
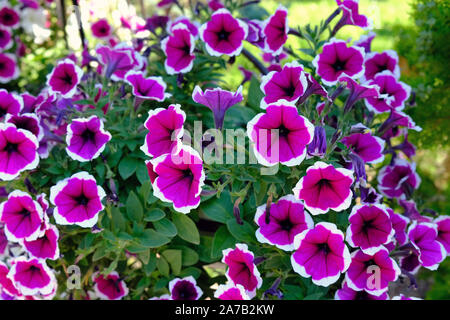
[0,53,19,83]
[149,146,205,214]
[254,194,314,251]
[262,5,288,55]
[312,39,365,86]
[247,101,314,167]
[0,4,20,29]
[259,61,308,108]
[362,50,400,82]
[8,257,55,296]
[0,26,12,50]
[169,276,203,300]
[336,0,372,30]
[22,224,59,260]
[167,16,200,38]
[345,248,400,296]
[50,172,106,228]
[91,18,112,39]
[0,190,43,242]
[0,89,23,119]
[222,244,262,298]
[387,208,410,246]
[96,45,136,81]
[0,123,39,181]
[125,71,171,102]
[291,222,351,286]
[346,204,394,255]
[341,132,385,164]
[335,281,388,300]
[199,8,248,57]
[6,113,43,141]
[93,271,128,300]
[46,58,83,98]
[245,19,265,49]
[140,104,185,158]
[192,85,243,130]
[66,115,111,162]
[354,31,376,53]
[214,283,250,300]
[377,159,421,199]
[408,222,446,270]
[364,71,411,114]
[293,161,354,215]
[435,216,450,254]
[0,262,20,297]
[161,24,196,75]
[339,76,380,112]
[399,250,421,274]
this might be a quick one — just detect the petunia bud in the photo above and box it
[233,198,243,225]
[307,126,327,158]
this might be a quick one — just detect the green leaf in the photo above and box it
[111,206,126,231]
[200,191,234,223]
[92,245,109,261]
[144,252,157,276]
[247,76,264,111]
[173,246,199,266]
[139,229,170,248]
[226,219,255,243]
[118,156,140,180]
[211,226,237,259]
[126,191,143,221]
[153,218,177,237]
[162,249,182,275]
[136,162,150,185]
[156,255,170,277]
[172,213,200,244]
[144,208,166,222]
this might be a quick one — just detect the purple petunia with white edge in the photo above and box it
[161,24,196,75]
[214,283,250,300]
[92,271,128,300]
[46,58,83,99]
[169,276,203,300]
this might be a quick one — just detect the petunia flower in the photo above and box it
[291,222,351,286]
[0,26,12,50]
[140,104,185,158]
[392,131,416,158]
[262,5,288,55]
[354,31,376,53]
[335,281,389,300]
[0,4,20,29]
[0,53,19,83]
[22,224,59,260]
[335,0,372,31]
[435,216,450,254]
[254,194,314,251]
[46,58,83,99]
[312,38,365,86]
[167,16,199,38]
[161,24,196,75]
[222,243,262,298]
[307,126,327,158]
[65,115,111,162]
[364,71,411,114]
[245,19,265,49]
[199,8,248,57]
[96,45,134,80]
[387,208,410,246]
[247,100,314,167]
[148,145,205,214]
[345,248,400,296]
[0,89,23,119]
[346,204,394,255]
[0,262,20,297]
[125,71,171,103]
[259,61,308,108]
[408,222,446,270]
[362,50,400,82]
[0,190,43,242]
[49,172,106,228]
[92,271,128,300]
[341,132,385,164]
[0,123,39,181]
[5,113,44,141]
[297,73,330,104]
[192,85,243,130]
[292,161,354,215]
[91,18,112,39]
[377,159,421,199]
[399,250,421,274]
[8,258,56,296]
[214,283,250,300]
[339,76,380,113]
[169,276,203,300]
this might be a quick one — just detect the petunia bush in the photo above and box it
[0,0,448,301]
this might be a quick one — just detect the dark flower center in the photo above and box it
[283,84,297,97]
[75,194,90,206]
[277,124,290,137]
[20,208,31,217]
[355,291,371,300]
[99,27,107,34]
[217,29,231,41]
[182,44,191,55]
[279,218,293,231]
[0,30,4,38]
[61,72,73,85]
[0,62,4,70]
[363,259,376,268]
[1,12,12,23]
[361,219,375,232]
[81,129,96,142]
[5,142,19,153]
[332,58,346,71]
[182,169,194,179]
[29,265,40,272]
[174,281,197,300]
[0,107,7,118]
[377,63,388,73]
[317,243,331,254]
[316,178,331,189]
